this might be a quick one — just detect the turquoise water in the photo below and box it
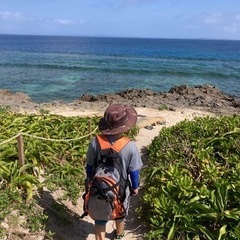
[0,34,239,103]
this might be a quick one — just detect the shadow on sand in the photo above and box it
[38,190,94,240]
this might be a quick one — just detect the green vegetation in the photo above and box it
[158,104,169,111]
[1,106,240,239]
[141,115,240,240]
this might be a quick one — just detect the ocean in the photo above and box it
[0,34,239,103]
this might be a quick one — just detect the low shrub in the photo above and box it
[142,115,240,240]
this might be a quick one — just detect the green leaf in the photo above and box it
[167,222,177,240]
[186,202,213,213]
[197,225,215,240]
[218,225,227,240]
[223,209,240,220]
[194,212,218,219]
[188,195,201,203]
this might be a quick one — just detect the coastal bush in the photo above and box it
[0,110,99,198]
[142,115,240,240]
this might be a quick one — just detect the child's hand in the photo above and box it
[131,188,139,196]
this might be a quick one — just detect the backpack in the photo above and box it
[82,134,130,221]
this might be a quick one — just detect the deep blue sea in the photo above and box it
[0,34,239,103]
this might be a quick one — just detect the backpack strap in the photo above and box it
[95,176,120,195]
[96,135,131,152]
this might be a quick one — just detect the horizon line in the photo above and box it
[0,33,239,42]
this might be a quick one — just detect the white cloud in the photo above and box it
[236,14,240,21]
[121,0,156,3]
[204,13,222,24]
[117,0,157,8]
[184,12,223,29]
[0,11,23,21]
[53,18,76,25]
[223,23,239,33]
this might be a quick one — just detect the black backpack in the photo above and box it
[82,134,130,221]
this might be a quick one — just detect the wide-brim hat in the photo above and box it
[98,104,137,135]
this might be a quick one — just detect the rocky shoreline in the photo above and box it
[0,85,239,115]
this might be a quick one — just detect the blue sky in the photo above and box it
[0,0,240,40]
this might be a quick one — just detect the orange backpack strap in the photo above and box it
[96,135,131,152]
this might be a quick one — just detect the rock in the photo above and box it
[144,125,154,130]
[0,85,239,115]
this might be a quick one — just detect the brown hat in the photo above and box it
[98,104,137,135]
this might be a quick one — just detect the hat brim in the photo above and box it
[98,105,137,135]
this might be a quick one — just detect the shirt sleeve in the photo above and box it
[125,141,143,173]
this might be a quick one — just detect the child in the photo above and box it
[85,104,142,240]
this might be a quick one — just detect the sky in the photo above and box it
[0,0,240,40]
